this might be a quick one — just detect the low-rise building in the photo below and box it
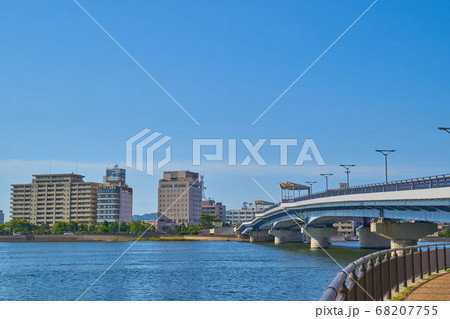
[226,201,274,226]
[333,219,363,237]
[201,199,226,223]
[0,210,4,224]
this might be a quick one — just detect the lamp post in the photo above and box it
[305,181,317,195]
[375,150,396,183]
[320,173,333,191]
[340,164,355,187]
[438,127,450,134]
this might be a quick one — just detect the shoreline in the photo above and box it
[0,234,448,243]
[0,234,243,243]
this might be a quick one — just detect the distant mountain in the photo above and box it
[133,213,158,221]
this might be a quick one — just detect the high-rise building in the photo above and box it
[157,171,203,229]
[201,199,226,223]
[0,210,4,224]
[97,165,133,224]
[10,174,100,225]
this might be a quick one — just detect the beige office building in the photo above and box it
[157,171,203,229]
[10,174,100,225]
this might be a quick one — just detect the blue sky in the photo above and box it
[1,0,450,219]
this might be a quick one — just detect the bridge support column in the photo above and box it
[302,227,337,249]
[269,230,293,245]
[356,225,390,249]
[286,230,304,243]
[249,230,271,243]
[370,222,438,249]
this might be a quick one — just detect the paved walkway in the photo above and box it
[404,272,450,301]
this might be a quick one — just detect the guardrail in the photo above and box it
[283,174,450,203]
[320,243,449,301]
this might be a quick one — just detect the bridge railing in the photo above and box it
[283,174,450,203]
[320,243,449,301]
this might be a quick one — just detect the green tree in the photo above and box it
[109,222,119,233]
[200,214,217,229]
[0,224,7,235]
[99,220,110,233]
[9,219,34,235]
[78,223,89,232]
[130,221,147,234]
[119,221,129,232]
[88,221,98,233]
[53,221,71,234]
[68,221,79,232]
[33,223,51,235]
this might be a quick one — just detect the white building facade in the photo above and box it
[97,166,133,224]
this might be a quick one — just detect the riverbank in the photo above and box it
[419,236,450,242]
[0,234,242,242]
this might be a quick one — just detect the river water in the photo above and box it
[0,241,374,301]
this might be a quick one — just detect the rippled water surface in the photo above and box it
[0,241,374,300]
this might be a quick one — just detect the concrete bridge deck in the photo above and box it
[238,175,450,249]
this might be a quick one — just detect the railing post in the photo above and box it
[350,269,358,301]
[427,246,432,275]
[394,250,399,292]
[386,252,392,299]
[411,248,416,283]
[435,245,440,273]
[368,258,376,300]
[339,283,349,301]
[376,255,383,300]
[403,248,408,288]
[359,263,367,301]
[419,247,424,279]
[444,244,448,270]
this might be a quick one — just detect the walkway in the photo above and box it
[404,272,450,301]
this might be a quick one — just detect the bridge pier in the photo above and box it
[370,222,438,249]
[249,230,271,243]
[356,225,390,249]
[302,227,337,249]
[269,229,292,245]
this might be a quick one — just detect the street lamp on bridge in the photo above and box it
[438,127,450,134]
[320,173,333,191]
[375,150,396,183]
[340,164,355,188]
[305,181,317,195]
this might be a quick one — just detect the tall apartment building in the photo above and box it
[157,171,203,229]
[97,165,133,224]
[201,199,226,223]
[0,210,4,224]
[10,174,100,225]
[226,201,274,226]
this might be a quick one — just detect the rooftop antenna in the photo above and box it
[49,160,52,174]
[75,161,78,174]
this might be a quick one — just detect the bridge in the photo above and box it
[237,175,450,249]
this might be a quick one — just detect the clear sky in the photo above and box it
[1,0,450,219]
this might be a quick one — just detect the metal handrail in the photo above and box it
[320,243,449,301]
[283,174,450,203]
